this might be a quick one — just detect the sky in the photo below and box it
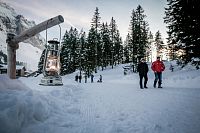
[3,0,168,43]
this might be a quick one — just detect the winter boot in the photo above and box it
[140,85,143,89]
[144,84,148,88]
[144,81,148,89]
[158,84,162,88]
[158,81,162,88]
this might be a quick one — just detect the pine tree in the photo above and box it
[164,0,200,63]
[114,30,123,65]
[124,33,131,63]
[129,9,138,65]
[154,30,164,57]
[86,27,96,75]
[109,17,116,68]
[147,31,154,62]
[91,7,101,72]
[118,44,124,64]
[79,31,87,73]
[100,22,111,70]
[109,17,123,66]
[135,5,149,60]
[91,7,101,32]
[60,27,79,75]
[60,30,71,75]
[167,39,177,60]
[128,5,149,66]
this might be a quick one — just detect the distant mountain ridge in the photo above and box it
[0,1,45,70]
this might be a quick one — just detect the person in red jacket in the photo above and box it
[151,56,165,88]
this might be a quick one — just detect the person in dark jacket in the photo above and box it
[84,74,87,83]
[78,74,82,83]
[137,58,149,89]
[75,74,78,82]
[97,75,102,83]
[91,74,94,83]
[99,75,102,82]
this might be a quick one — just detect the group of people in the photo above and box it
[75,74,102,83]
[137,56,165,89]
[75,56,165,88]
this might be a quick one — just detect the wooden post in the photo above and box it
[7,44,18,79]
[6,33,18,79]
[6,15,64,79]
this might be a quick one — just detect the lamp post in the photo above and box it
[40,39,63,86]
[6,15,64,79]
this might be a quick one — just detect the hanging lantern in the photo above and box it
[40,39,63,86]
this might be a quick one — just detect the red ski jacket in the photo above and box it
[151,60,165,72]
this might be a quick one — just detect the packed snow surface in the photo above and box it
[0,62,200,133]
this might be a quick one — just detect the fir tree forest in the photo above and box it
[38,1,200,75]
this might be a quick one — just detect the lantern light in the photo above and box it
[39,24,63,86]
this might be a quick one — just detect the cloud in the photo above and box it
[4,0,91,32]
[4,0,168,42]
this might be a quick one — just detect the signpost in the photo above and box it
[6,15,64,79]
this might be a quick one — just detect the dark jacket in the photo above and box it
[138,62,149,75]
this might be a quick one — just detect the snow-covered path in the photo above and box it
[76,76,200,133]
[1,63,200,133]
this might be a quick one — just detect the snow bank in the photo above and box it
[162,62,200,88]
[0,75,50,133]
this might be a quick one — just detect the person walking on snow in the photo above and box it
[170,64,174,72]
[91,74,94,83]
[78,74,82,83]
[137,58,149,89]
[97,75,102,83]
[99,75,102,82]
[84,74,87,83]
[75,74,78,82]
[151,56,165,88]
